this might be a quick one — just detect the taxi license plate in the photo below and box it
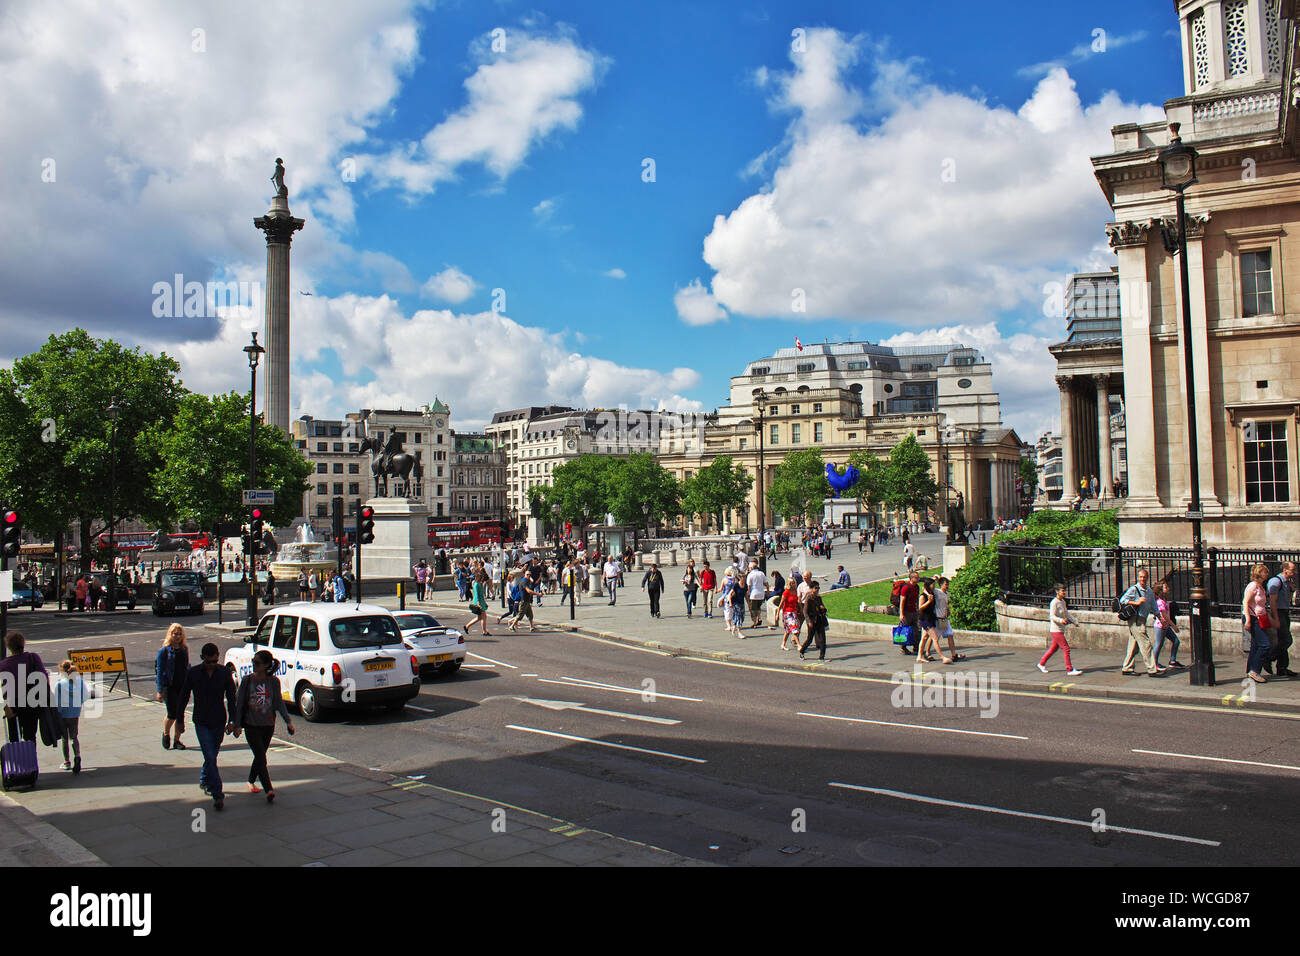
[364,659,395,672]
[432,654,452,663]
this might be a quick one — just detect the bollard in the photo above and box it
[588,567,604,597]
[397,580,406,611]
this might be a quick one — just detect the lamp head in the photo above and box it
[1158,123,1197,191]
[244,331,266,370]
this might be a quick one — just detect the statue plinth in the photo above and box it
[354,498,432,579]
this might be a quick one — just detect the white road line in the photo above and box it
[467,652,516,669]
[828,782,1221,847]
[406,704,437,713]
[522,673,538,677]
[557,675,703,702]
[459,664,496,669]
[537,678,703,702]
[506,724,706,763]
[512,697,680,725]
[798,711,1028,740]
[1133,748,1300,773]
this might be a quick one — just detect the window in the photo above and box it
[316,442,327,452]
[846,361,869,371]
[796,363,814,373]
[414,433,422,444]
[751,366,770,375]
[333,483,344,495]
[1224,0,1250,76]
[348,483,359,495]
[299,619,320,652]
[348,463,359,474]
[348,443,359,453]
[770,424,779,445]
[814,423,824,442]
[769,405,778,416]
[332,463,343,473]
[1244,420,1289,504]
[273,616,298,650]
[1242,251,1274,316]
[437,434,443,444]
[739,438,747,450]
[316,504,327,517]
[813,403,822,413]
[848,433,857,441]
[953,356,976,366]
[791,424,801,443]
[316,463,327,474]
[883,384,894,394]
[317,482,328,494]
[791,404,801,415]
[957,378,973,389]
[332,442,343,452]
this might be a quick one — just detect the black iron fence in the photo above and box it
[997,544,1300,617]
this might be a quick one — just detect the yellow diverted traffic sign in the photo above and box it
[67,646,131,696]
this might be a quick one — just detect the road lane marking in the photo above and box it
[467,652,516,669]
[828,782,1221,847]
[406,704,437,713]
[557,675,703,702]
[510,696,680,725]
[797,712,1028,740]
[538,678,702,702]
[1132,748,1300,773]
[506,724,707,763]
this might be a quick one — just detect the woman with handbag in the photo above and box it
[681,560,699,618]
[1244,564,1273,683]
[463,569,491,636]
[778,581,801,651]
[231,650,294,803]
[0,632,47,742]
[155,623,190,751]
[799,580,829,661]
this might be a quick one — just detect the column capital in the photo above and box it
[1159,210,1211,240]
[1054,374,1075,390]
[1092,372,1111,389]
[254,214,305,245]
[1105,219,1155,249]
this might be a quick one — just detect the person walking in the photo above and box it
[333,571,346,603]
[1038,582,1081,675]
[932,576,964,663]
[498,570,522,624]
[1265,562,1297,677]
[509,572,540,633]
[641,563,664,619]
[723,569,746,637]
[464,570,491,636]
[155,623,190,751]
[779,580,801,651]
[897,571,921,656]
[868,528,877,553]
[1152,582,1184,669]
[604,556,621,606]
[53,659,94,773]
[699,561,716,619]
[903,539,916,574]
[1120,568,1165,676]
[682,560,699,618]
[176,642,238,810]
[745,561,768,630]
[413,561,429,602]
[231,649,295,803]
[1244,563,1273,684]
[915,578,942,662]
[799,580,829,661]
[0,633,46,742]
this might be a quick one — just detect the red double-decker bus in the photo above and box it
[95,531,214,553]
[427,520,503,549]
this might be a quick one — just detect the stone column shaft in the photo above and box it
[1095,374,1113,497]
[1057,376,1078,503]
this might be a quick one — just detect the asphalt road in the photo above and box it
[14,601,1300,866]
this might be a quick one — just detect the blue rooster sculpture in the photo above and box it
[825,462,861,498]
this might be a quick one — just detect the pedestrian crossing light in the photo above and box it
[1,508,20,558]
[250,508,264,553]
[359,505,375,545]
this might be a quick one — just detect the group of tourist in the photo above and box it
[893,570,965,665]
[292,568,351,603]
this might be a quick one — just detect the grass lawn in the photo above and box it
[821,567,944,624]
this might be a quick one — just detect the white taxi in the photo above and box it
[225,602,420,722]
[389,611,467,677]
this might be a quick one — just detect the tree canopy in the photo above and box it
[681,455,752,530]
[766,448,829,525]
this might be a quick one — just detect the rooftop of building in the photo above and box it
[742,340,986,376]
[489,405,574,424]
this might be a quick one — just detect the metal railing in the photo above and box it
[998,543,1300,616]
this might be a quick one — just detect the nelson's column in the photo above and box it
[253,158,304,435]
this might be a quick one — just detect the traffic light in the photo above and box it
[358,505,375,545]
[332,496,344,546]
[1,508,19,559]
[250,508,264,553]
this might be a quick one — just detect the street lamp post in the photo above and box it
[106,398,121,611]
[640,502,649,553]
[243,333,265,627]
[754,390,768,572]
[1158,123,1214,687]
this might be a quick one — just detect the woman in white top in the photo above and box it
[1038,582,1082,675]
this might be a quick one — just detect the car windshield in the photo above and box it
[160,572,200,588]
[395,614,442,631]
[329,615,402,649]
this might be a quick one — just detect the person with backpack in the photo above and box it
[412,561,429,602]
[642,563,665,619]
[464,570,491,636]
[231,649,294,803]
[155,623,190,751]
[1152,581,1184,669]
[509,571,540,632]
[896,571,921,656]
[0,632,47,742]
[499,570,523,624]
[1265,562,1297,677]
[1038,582,1081,675]
[1120,567,1165,676]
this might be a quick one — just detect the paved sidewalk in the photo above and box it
[416,580,1299,714]
[3,692,702,867]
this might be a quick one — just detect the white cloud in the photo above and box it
[369,28,609,195]
[879,323,1060,442]
[533,198,558,221]
[1018,30,1149,79]
[696,28,1165,325]
[603,267,627,279]
[421,266,478,304]
[674,278,728,326]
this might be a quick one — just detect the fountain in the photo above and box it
[269,524,338,580]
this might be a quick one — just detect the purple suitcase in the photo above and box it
[2,719,38,791]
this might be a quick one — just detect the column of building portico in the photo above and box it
[1094,374,1114,498]
[1056,376,1078,504]
[989,459,1002,519]
[1170,212,1222,508]
[1107,222,1162,508]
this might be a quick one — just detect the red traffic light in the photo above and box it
[251,508,263,519]
[3,510,17,524]
[361,506,374,519]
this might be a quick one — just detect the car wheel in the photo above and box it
[296,683,325,722]
[440,660,462,676]
[152,605,161,616]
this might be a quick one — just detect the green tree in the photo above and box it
[845,449,888,525]
[548,454,617,524]
[766,448,829,525]
[881,434,939,521]
[146,391,312,532]
[681,455,752,531]
[1019,455,1039,500]
[0,331,185,571]
[607,453,681,526]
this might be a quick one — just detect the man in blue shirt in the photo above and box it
[1265,562,1297,677]
[1120,568,1165,676]
[830,566,851,590]
[176,643,238,809]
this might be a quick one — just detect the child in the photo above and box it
[1038,583,1082,676]
[53,660,95,773]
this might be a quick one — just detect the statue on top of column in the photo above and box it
[271,158,288,200]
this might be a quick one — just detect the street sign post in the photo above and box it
[242,489,276,507]
[66,645,131,697]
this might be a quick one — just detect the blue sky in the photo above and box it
[0,0,1183,439]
